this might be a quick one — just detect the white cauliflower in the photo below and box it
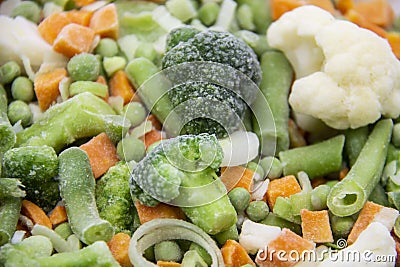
[267,6,400,130]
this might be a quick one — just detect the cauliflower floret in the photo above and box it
[267,6,400,129]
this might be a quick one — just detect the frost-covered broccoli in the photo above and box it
[161,27,261,138]
[129,133,237,235]
[96,162,139,235]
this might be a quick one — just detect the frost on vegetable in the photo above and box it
[267,6,400,130]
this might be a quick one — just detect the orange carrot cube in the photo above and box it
[135,201,186,225]
[65,10,93,26]
[34,68,67,111]
[109,70,135,105]
[221,239,256,267]
[21,200,52,229]
[107,233,133,267]
[270,0,304,21]
[300,209,333,243]
[49,205,68,226]
[266,175,302,209]
[353,0,395,28]
[220,166,255,192]
[139,129,163,149]
[89,3,119,39]
[387,32,400,59]
[38,12,71,45]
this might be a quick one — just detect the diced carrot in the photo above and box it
[347,201,399,245]
[311,177,328,188]
[107,233,133,267]
[34,68,67,111]
[146,114,162,131]
[21,200,52,229]
[221,239,256,267]
[74,0,96,7]
[135,201,186,225]
[336,0,354,15]
[38,12,71,45]
[300,209,333,243]
[339,167,349,180]
[157,261,181,267]
[387,32,400,59]
[304,0,335,14]
[79,132,120,179]
[266,175,302,209]
[255,228,315,267]
[139,129,163,149]
[270,0,304,20]
[89,3,119,40]
[53,23,96,58]
[109,70,135,105]
[220,166,254,192]
[65,10,93,27]
[96,75,110,100]
[345,9,388,38]
[49,205,68,226]
[353,0,395,28]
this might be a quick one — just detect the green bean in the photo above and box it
[329,213,355,238]
[67,53,101,81]
[154,240,183,262]
[11,76,34,102]
[343,126,369,167]
[0,61,21,85]
[54,222,73,240]
[260,213,302,235]
[279,135,345,179]
[392,123,400,147]
[69,81,108,98]
[246,161,265,181]
[125,57,159,88]
[165,0,197,22]
[289,192,312,216]
[327,119,393,217]
[246,200,269,222]
[198,2,220,26]
[0,196,22,246]
[386,144,400,163]
[228,187,251,212]
[0,85,7,114]
[10,1,41,23]
[368,183,390,207]
[103,56,127,77]
[236,4,255,31]
[272,196,301,224]
[31,224,72,253]
[117,135,146,162]
[311,184,331,210]
[7,100,32,126]
[189,242,212,266]
[259,156,282,179]
[95,38,119,57]
[181,250,207,267]
[0,178,25,198]
[58,147,114,244]
[388,191,400,210]
[212,223,238,246]
[236,0,272,34]
[123,101,147,127]
[252,51,293,156]
[135,42,158,62]
[0,113,16,155]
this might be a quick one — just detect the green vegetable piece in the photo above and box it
[344,126,369,167]
[8,100,32,126]
[2,145,59,212]
[0,196,22,246]
[125,57,159,88]
[103,56,127,77]
[181,250,208,267]
[212,223,238,246]
[165,26,201,52]
[154,240,183,262]
[197,2,220,26]
[96,162,137,235]
[189,242,212,266]
[311,184,331,210]
[58,147,114,244]
[228,187,250,212]
[279,135,345,179]
[328,119,393,217]
[392,123,400,147]
[31,224,73,253]
[16,92,130,152]
[0,85,7,114]
[166,0,197,22]
[69,81,108,98]
[272,196,301,224]
[0,178,25,198]
[11,76,34,102]
[95,38,119,57]
[329,213,355,238]
[117,135,146,162]
[123,101,147,128]
[0,61,21,85]
[54,222,73,240]
[236,4,255,31]
[246,200,269,222]
[246,161,265,181]
[236,0,272,34]
[368,183,390,207]
[134,42,158,62]
[67,53,101,81]
[10,1,41,23]
[0,113,16,156]
[260,213,302,235]
[289,192,313,216]
[252,51,293,155]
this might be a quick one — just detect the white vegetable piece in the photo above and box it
[219,130,259,167]
[267,6,400,130]
[238,219,281,255]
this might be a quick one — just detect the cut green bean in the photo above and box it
[0,61,21,84]
[95,38,119,57]
[246,161,265,181]
[69,81,108,98]
[329,213,355,238]
[198,2,220,26]
[31,224,73,253]
[154,240,183,262]
[54,222,73,240]
[386,144,399,164]
[7,100,32,126]
[272,196,301,224]
[212,223,238,246]
[125,57,159,88]
[166,0,197,22]
[344,126,369,167]
[181,250,208,267]
[260,213,302,235]
[311,184,330,210]
[236,4,255,31]
[0,113,16,155]
[0,178,25,198]
[123,101,147,128]
[11,76,34,103]
[189,242,212,266]
[289,192,312,216]
[236,0,272,34]
[327,119,393,217]
[279,135,345,179]
[0,196,22,246]
[252,51,293,155]
[58,147,114,244]
[368,183,390,207]
[259,156,282,179]
[0,85,7,114]
[67,53,101,81]
[392,123,400,147]
[10,1,41,23]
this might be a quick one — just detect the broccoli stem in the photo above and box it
[252,51,294,156]
[0,196,22,246]
[327,119,393,217]
[58,147,114,245]
[16,92,130,152]
[0,113,16,156]
[0,178,25,198]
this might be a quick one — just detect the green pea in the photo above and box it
[259,156,282,179]
[117,135,146,162]
[154,240,183,262]
[197,2,219,26]
[11,76,34,102]
[67,53,101,81]
[7,100,32,127]
[122,102,147,127]
[95,38,119,57]
[246,200,269,222]
[10,1,41,23]
[228,187,250,212]
[0,61,21,85]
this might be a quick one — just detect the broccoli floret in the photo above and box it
[95,162,139,235]
[161,28,261,138]
[129,133,237,234]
